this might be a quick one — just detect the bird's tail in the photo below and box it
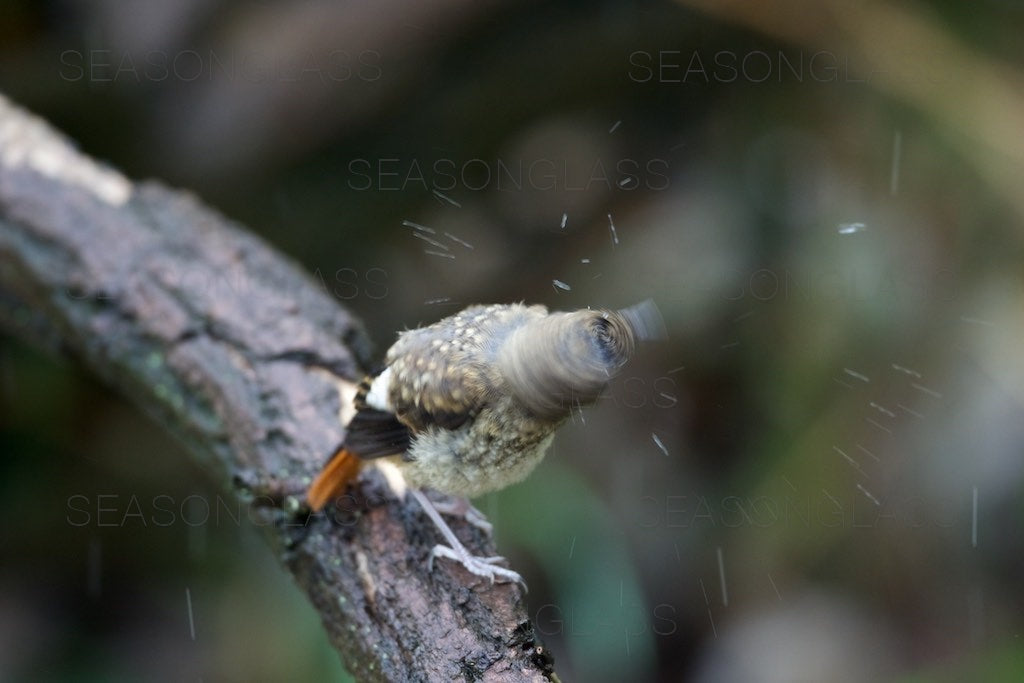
[307,447,362,511]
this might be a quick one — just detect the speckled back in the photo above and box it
[384,303,548,431]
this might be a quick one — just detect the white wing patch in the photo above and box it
[365,367,394,412]
[338,378,359,425]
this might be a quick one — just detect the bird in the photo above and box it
[307,300,663,586]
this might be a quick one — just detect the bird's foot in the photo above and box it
[410,489,526,590]
[428,543,525,588]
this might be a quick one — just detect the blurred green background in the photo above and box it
[2,1,1023,681]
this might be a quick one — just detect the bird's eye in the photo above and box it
[593,318,618,361]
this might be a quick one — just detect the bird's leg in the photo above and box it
[409,489,525,589]
[429,496,493,536]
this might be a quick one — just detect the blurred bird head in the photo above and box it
[497,299,665,419]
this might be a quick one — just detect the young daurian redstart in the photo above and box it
[308,300,663,586]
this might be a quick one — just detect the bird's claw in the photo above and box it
[428,544,527,590]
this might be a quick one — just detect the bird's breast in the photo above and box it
[399,405,560,498]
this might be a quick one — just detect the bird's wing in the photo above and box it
[342,404,413,458]
[342,304,543,459]
[381,321,492,433]
[340,356,488,462]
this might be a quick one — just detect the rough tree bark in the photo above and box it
[0,93,555,682]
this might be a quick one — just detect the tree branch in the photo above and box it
[0,93,555,682]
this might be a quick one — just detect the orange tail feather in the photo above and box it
[307,448,362,511]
